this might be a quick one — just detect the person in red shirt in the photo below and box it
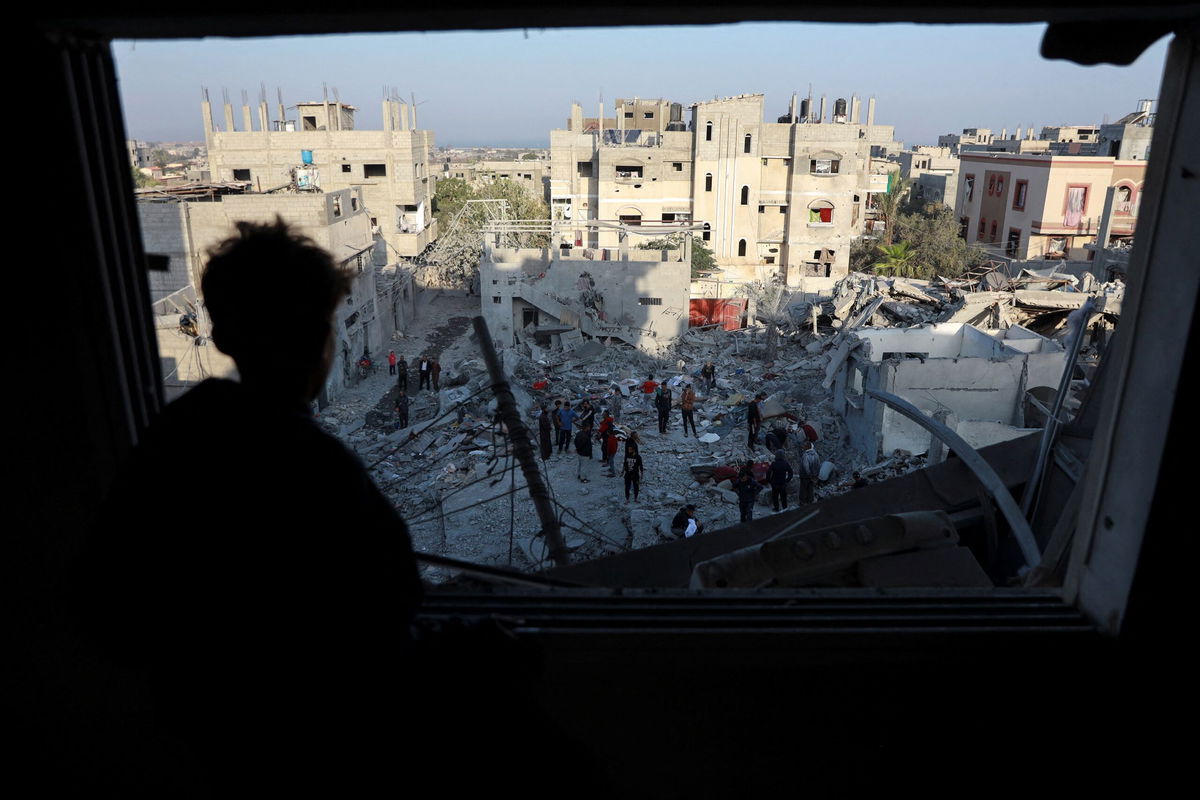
[387,350,397,376]
[641,373,659,394]
[801,420,820,443]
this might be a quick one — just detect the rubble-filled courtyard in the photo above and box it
[318,265,1119,585]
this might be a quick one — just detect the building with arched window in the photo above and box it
[550,91,901,282]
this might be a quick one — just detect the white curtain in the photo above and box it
[1064,186,1086,227]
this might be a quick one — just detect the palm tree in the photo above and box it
[877,173,910,246]
[871,241,917,277]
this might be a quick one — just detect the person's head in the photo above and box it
[399,389,406,396]
[803,441,812,451]
[539,402,546,411]
[852,471,861,479]
[564,401,572,409]
[389,350,395,356]
[555,399,562,407]
[684,504,697,517]
[648,373,653,381]
[202,218,350,398]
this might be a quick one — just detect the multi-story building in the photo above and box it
[550,92,900,284]
[202,91,438,259]
[901,146,959,209]
[138,186,417,405]
[954,152,1146,260]
[937,128,995,155]
[1095,100,1155,160]
[127,139,151,169]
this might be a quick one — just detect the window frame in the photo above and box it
[1013,179,1028,210]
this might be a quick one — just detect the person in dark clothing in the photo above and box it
[766,449,794,512]
[538,402,553,461]
[670,504,704,537]
[765,424,789,452]
[747,393,764,449]
[431,358,442,391]
[395,389,409,429]
[622,447,644,501]
[656,385,673,434]
[596,411,617,476]
[575,425,594,482]
[701,360,716,392]
[396,354,408,391]
[734,462,762,522]
[70,219,422,793]
[418,356,431,390]
[577,399,596,434]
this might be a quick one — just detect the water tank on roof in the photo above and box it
[800,99,811,121]
[670,103,683,122]
[301,150,314,165]
[834,98,848,118]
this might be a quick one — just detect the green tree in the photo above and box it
[131,166,156,189]
[432,177,476,233]
[894,204,988,279]
[690,237,716,280]
[150,148,170,170]
[877,172,910,246]
[636,237,678,251]
[871,241,918,277]
[849,236,880,273]
[477,178,549,223]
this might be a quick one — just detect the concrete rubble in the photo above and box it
[326,263,1119,583]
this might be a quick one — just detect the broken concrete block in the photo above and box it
[698,433,721,444]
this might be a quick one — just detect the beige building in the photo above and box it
[138,187,417,406]
[954,152,1146,260]
[443,158,551,203]
[901,145,959,209]
[202,91,438,259]
[550,92,900,284]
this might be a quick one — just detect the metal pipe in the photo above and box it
[865,388,1040,567]
[471,316,569,566]
[1020,298,1094,519]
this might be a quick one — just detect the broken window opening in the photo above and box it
[616,165,643,178]
[232,168,251,181]
[577,161,593,178]
[364,163,387,178]
[302,115,317,131]
[810,158,840,175]
[341,164,352,173]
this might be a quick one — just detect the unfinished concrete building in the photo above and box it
[137,187,416,406]
[550,92,900,286]
[900,145,960,208]
[830,322,1066,460]
[202,89,438,260]
[955,152,1146,260]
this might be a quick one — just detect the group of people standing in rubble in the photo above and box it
[390,352,443,431]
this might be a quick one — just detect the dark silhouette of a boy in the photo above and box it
[72,219,421,791]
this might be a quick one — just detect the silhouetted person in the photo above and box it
[71,219,421,793]
[538,402,553,461]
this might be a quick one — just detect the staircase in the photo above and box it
[514,280,648,347]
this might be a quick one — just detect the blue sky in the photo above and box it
[114,23,1170,148]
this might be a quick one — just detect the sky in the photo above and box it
[114,23,1170,148]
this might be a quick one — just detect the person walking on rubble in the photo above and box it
[418,355,431,391]
[537,402,553,462]
[701,360,716,393]
[734,461,761,523]
[394,389,409,430]
[557,401,576,454]
[766,449,794,513]
[597,411,618,476]
[430,359,441,391]
[622,444,644,502]
[680,382,698,437]
[387,350,397,376]
[747,393,764,450]
[765,423,789,452]
[396,355,408,392]
[799,440,821,504]
[655,384,673,435]
[607,390,623,423]
[577,399,596,435]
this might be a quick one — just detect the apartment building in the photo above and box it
[550,92,900,284]
[202,91,438,258]
[901,145,959,208]
[954,152,1146,260]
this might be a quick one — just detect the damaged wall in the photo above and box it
[833,323,1065,459]
[479,246,690,352]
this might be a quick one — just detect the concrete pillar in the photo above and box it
[242,104,252,133]
[258,102,269,132]
[1094,186,1118,274]
[223,102,235,133]
[382,99,392,131]
[819,96,826,123]
[867,97,876,127]
[1001,127,1008,140]
[850,96,861,124]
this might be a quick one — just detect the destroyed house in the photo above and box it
[479,238,690,354]
[832,323,1065,460]
[24,3,1195,797]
